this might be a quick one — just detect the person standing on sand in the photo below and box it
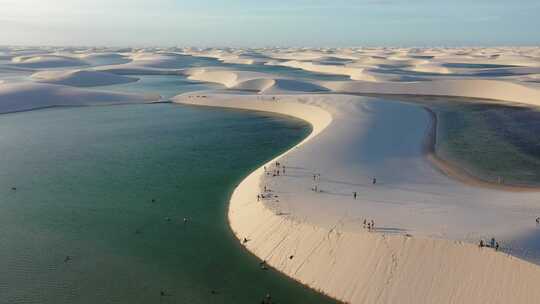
[536,217,540,225]
[372,177,377,185]
[282,166,286,175]
[353,192,357,200]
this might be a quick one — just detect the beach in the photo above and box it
[174,92,540,304]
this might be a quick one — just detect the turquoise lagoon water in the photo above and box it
[0,104,338,304]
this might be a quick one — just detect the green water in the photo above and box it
[0,104,337,304]
[434,101,540,186]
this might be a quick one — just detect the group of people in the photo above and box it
[257,185,272,202]
[479,237,500,251]
[363,219,376,231]
[264,162,286,177]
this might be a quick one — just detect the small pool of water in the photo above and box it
[94,75,222,99]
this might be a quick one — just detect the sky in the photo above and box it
[1,0,539,47]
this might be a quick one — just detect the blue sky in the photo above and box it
[1,0,539,47]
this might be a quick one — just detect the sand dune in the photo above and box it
[186,68,327,93]
[174,93,540,304]
[94,52,197,75]
[324,79,540,106]
[0,82,159,113]
[184,47,540,86]
[31,70,139,87]
[78,52,132,66]
[275,60,372,81]
[11,55,89,69]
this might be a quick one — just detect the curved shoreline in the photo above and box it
[174,93,540,304]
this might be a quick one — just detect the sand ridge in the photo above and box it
[174,92,540,304]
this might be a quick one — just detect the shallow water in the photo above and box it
[0,104,337,304]
[442,63,518,69]
[94,75,222,99]
[434,102,540,187]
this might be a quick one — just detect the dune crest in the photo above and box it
[0,83,159,113]
[31,70,139,87]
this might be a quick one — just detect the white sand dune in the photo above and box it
[275,60,372,81]
[94,52,197,76]
[183,48,272,65]
[185,65,540,106]
[0,82,159,113]
[324,79,540,106]
[127,52,192,69]
[78,52,132,66]
[186,68,327,93]
[31,70,139,87]
[11,55,88,69]
[174,93,540,304]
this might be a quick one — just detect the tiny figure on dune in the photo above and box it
[353,192,357,200]
[536,217,540,225]
[372,177,377,185]
[260,260,268,270]
[479,240,484,248]
[495,242,500,251]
